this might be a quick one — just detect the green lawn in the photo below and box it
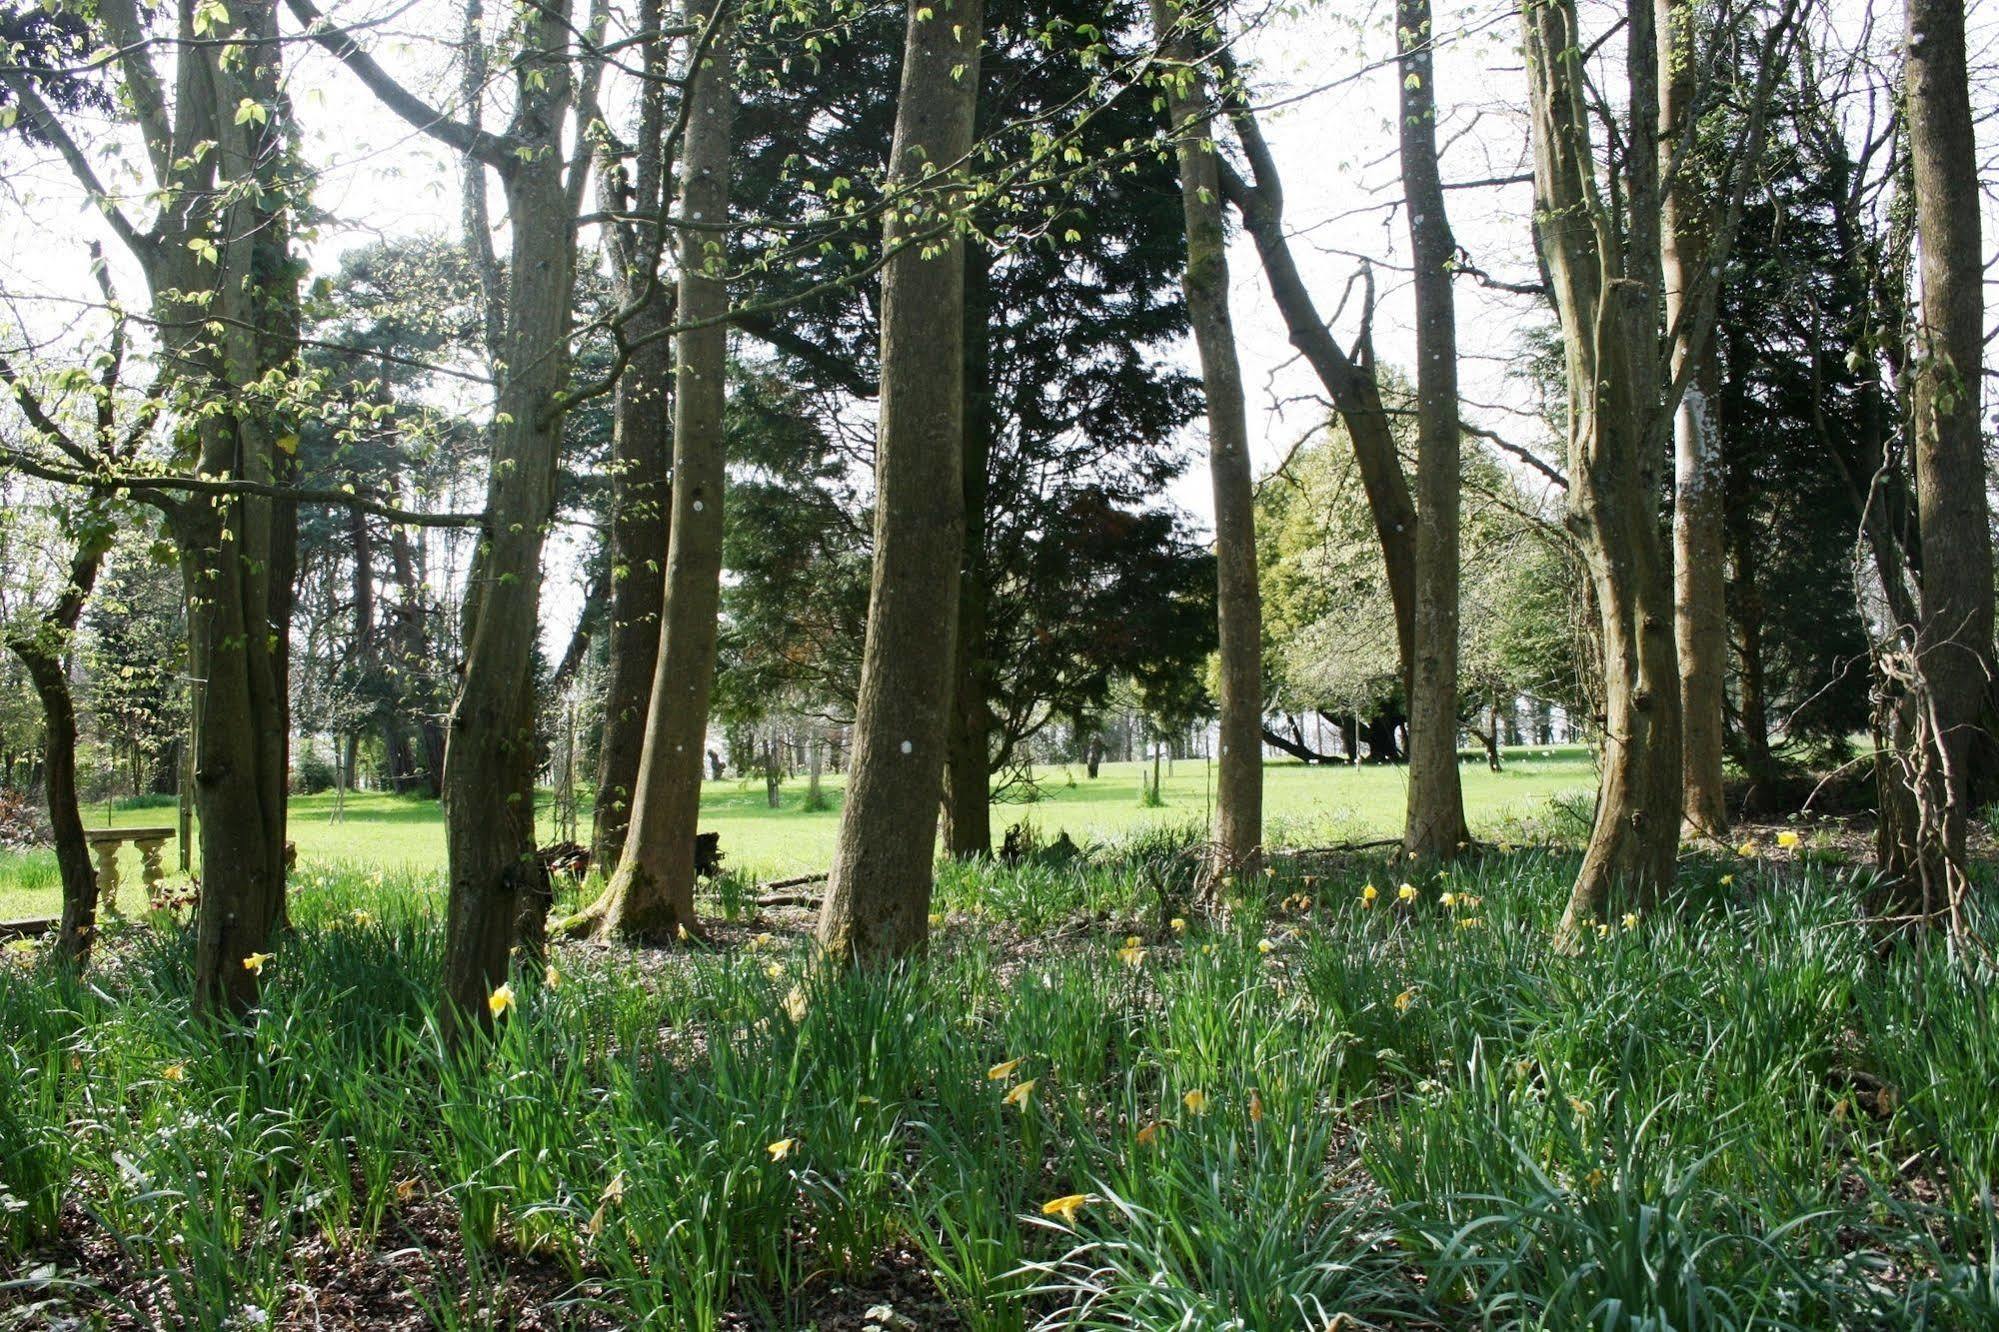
[0,746,1594,919]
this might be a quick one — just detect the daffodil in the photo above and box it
[1182,1088,1209,1116]
[988,1057,1024,1081]
[1567,1096,1591,1118]
[1041,1193,1092,1223]
[1736,840,1758,858]
[1249,1089,1264,1123]
[488,982,515,1017]
[1777,830,1801,849]
[1439,891,1458,908]
[1398,883,1419,903]
[1720,873,1735,886]
[350,909,372,926]
[1457,916,1482,928]
[1394,988,1415,1014]
[162,1063,185,1082]
[242,952,272,975]
[1169,916,1187,934]
[1596,922,1611,939]
[1117,941,1146,968]
[1003,1079,1037,1108]
[1360,884,1379,907]
[1136,1120,1163,1146]
[1257,937,1276,955]
[1621,912,1638,929]
[929,912,945,927]
[764,961,785,981]
[767,1137,796,1160]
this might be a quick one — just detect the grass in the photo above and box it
[0,747,1595,920]
[2,835,1996,1328]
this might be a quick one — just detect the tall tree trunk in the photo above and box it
[942,245,994,858]
[7,539,108,963]
[1659,0,1729,839]
[1154,0,1261,881]
[1398,0,1470,861]
[439,8,577,1028]
[1887,0,1994,913]
[587,0,734,941]
[1727,520,1778,787]
[591,316,671,869]
[1523,0,1683,937]
[813,0,983,966]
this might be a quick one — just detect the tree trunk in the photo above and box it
[1658,0,1729,839]
[1523,0,1683,937]
[1885,0,1994,912]
[1727,519,1779,787]
[1398,0,1470,861]
[588,0,734,942]
[7,540,108,964]
[1154,0,1262,880]
[439,19,577,1029]
[942,245,994,858]
[590,317,671,869]
[813,0,983,967]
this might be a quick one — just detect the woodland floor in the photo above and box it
[3,818,1997,1330]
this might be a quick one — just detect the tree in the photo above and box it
[1882,0,1993,920]
[1152,0,1261,882]
[1397,0,1469,860]
[813,0,985,966]
[586,0,736,941]
[6,0,305,1014]
[1520,0,1792,935]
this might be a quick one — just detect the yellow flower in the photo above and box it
[544,964,561,988]
[241,952,272,975]
[1169,916,1187,934]
[1621,912,1639,930]
[1125,935,1142,948]
[1136,1120,1164,1146]
[1736,840,1757,858]
[1394,988,1415,1014]
[1777,830,1801,849]
[1596,922,1611,939]
[1457,917,1483,928]
[675,923,690,941]
[746,932,774,952]
[487,982,515,1018]
[1439,892,1458,908]
[767,1137,796,1161]
[988,1058,1024,1081]
[1249,1088,1264,1123]
[1117,942,1146,968]
[1720,873,1735,886]
[1398,883,1419,903]
[930,912,947,928]
[1181,1088,1209,1116]
[1257,938,1276,955]
[162,1063,185,1082]
[1583,1166,1607,1191]
[1360,884,1379,907]
[764,961,785,981]
[1041,1193,1092,1223]
[1003,1078,1037,1107]
[349,909,372,926]
[1567,1096,1591,1118]
[1200,942,1217,955]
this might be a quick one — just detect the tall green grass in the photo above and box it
[2,845,1994,1328]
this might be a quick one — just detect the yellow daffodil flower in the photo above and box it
[1136,1121,1163,1146]
[1003,1079,1037,1108]
[1394,988,1415,1014]
[242,952,272,975]
[1182,1088,1209,1116]
[1117,942,1146,968]
[1360,884,1379,907]
[1736,840,1757,857]
[1621,912,1638,929]
[1777,830,1801,849]
[1439,891,1458,908]
[1170,916,1187,934]
[1398,883,1419,903]
[988,1058,1024,1081]
[488,982,515,1017]
[767,1137,796,1160]
[1041,1193,1092,1223]
[162,1063,185,1082]
[350,909,371,926]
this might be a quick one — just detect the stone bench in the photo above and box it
[84,827,175,916]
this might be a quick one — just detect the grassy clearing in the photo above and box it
[2,837,1995,1328]
[0,748,1594,920]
